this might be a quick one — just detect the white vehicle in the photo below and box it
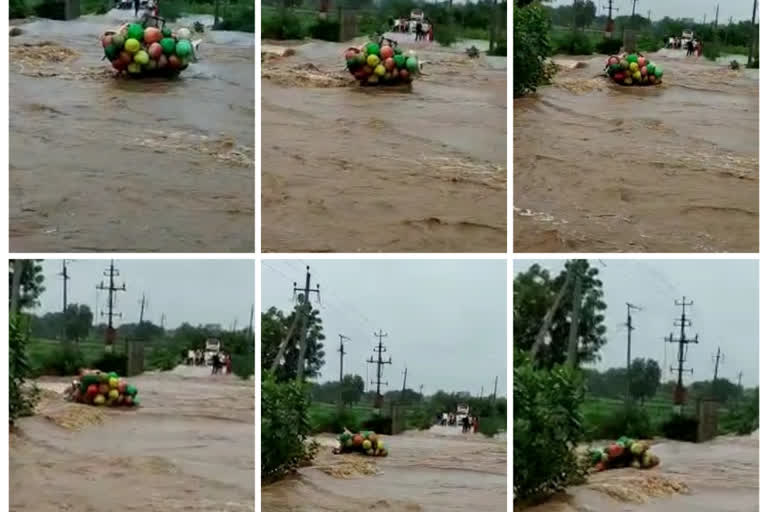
[456,403,470,424]
[681,29,694,47]
[204,338,221,365]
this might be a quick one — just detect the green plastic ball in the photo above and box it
[393,54,406,68]
[365,42,380,56]
[627,54,638,63]
[127,23,144,41]
[104,44,119,60]
[111,34,125,48]
[161,26,172,38]
[175,39,192,57]
[160,37,176,55]
[655,66,664,78]
[405,56,418,72]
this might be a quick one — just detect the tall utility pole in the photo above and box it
[665,297,699,405]
[492,375,498,403]
[10,260,24,315]
[748,0,758,67]
[160,313,166,329]
[625,303,642,405]
[480,386,484,398]
[96,260,126,351]
[738,371,743,388]
[714,4,719,27]
[294,266,320,381]
[631,0,639,17]
[367,330,392,407]
[401,367,408,395]
[59,260,70,313]
[338,334,350,382]
[566,270,583,368]
[604,0,619,35]
[247,304,254,338]
[713,347,724,381]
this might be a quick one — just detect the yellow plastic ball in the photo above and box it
[629,62,639,72]
[374,64,386,76]
[366,54,380,67]
[124,38,140,53]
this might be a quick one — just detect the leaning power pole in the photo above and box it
[401,367,408,395]
[665,297,699,406]
[96,260,126,351]
[748,0,758,67]
[59,260,70,313]
[338,334,350,382]
[138,293,147,324]
[295,266,320,381]
[492,375,498,403]
[367,330,392,407]
[625,303,642,405]
[713,347,724,381]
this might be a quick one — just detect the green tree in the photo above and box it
[514,260,607,369]
[573,0,596,29]
[341,374,365,405]
[514,1,552,97]
[9,260,45,312]
[628,358,661,404]
[10,314,39,423]
[261,305,326,382]
[63,304,93,342]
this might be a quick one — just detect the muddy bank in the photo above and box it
[261,34,506,252]
[514,49,758,252]
[9,11,254,252]
[516,436,758,512]
[262,427,507,511]
[10,371,255,511]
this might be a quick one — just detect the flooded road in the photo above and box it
[262,34,506,252]
[10,368,254,511]
[514,49,758,252]
[517,435,758,512]
[10,11,254,252]
[262,425,507,511]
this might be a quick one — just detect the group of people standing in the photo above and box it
[667,36,703,57]
[186,349,232,375]
[391,18,434,42]
[439,412,480,433]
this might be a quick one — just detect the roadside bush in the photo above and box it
[361,414,393,435]
[147,346,180,371]
[90,352,128,376]
[231,350,254,380]
[33,0,66,20]
[514,351,587,501]
[406,407,434,431]
[159,0,183,22]
[10,315,39,423]
[514,2,552,97]
[436,25,459,47]
[660,414,699,442]
[217,4,255,33]
[10,0,29,19]
[720,390,759,435]
[703,43,722,61]
[478,415,505,437]
[262,10,305,40]
[311,407,362,434]
[583,403,655,441]
[747,56,759,69]
[552,31,595,55]
[595,38,622,55]
[262,373,313,480]
[489,42,507,56]
[637,37,662,53]
[309,18,339,41]
[36,342,86,376]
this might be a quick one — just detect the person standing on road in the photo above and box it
[415,21,423,41]
[133,0,141,17]
[226,353,232,375]
[461,415,470,433]
[473,416,479,434]
[697,39,703,58]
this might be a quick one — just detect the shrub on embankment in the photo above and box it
[262,373,314,480]
[10,315,39,423]
[514,351,587,501]
[514,2,552,97]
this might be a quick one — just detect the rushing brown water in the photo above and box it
[261,34,507,252]
[10,368,255,511]
[514,50,758,252]
[516,435,758,512]
[10,12,254,252]
[262,425,507,511]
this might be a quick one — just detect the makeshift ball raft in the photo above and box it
[335,430,389,457]
[100,21,194,77]
[589,436,660,472]
[67,369,140,407]
[605,53,664,86]
[345,38,420,86]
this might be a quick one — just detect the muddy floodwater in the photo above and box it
[262,34,507,252]
[514,49,758,252]
[10,368,254,511]
[517,435,758,512]
[262,425,506,511]
[10,11,254,252]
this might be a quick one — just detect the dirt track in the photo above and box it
[10,369,254,512]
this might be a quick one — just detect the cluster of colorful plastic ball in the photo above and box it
[345,41,420,86]
[605,53,664,86]
[337,431,388,456]
[101,22,193,77]
[71,370,140,407]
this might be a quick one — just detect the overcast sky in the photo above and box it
[33,260,255,330]
[514,259,759,387]
[549,0,757,23]
[261,260,507,397]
